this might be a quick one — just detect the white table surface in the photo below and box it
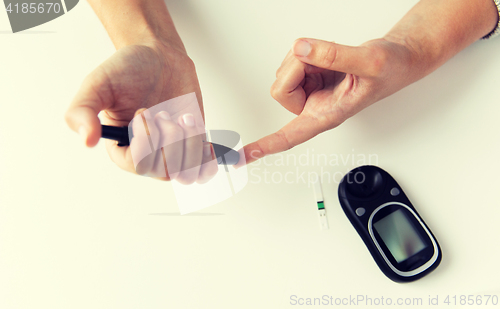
[1,1,500,308]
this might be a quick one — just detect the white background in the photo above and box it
[1,1,499,308]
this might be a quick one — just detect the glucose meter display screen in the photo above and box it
[373,209,427,263]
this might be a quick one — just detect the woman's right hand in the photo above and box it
[239,37,417,165]
[65,41,217,184]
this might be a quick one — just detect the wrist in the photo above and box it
[112,17,186,53]
[381,0,500,80]
[88,0,186,52]
[381,33,430,81]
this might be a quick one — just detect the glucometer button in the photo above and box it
[345,167,384,198]
[355,207,366,216]
[390,187,400,196]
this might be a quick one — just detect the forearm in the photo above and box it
[384,0,499,79]
[87,0,184,50]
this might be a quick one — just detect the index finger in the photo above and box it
[236,114,325,166]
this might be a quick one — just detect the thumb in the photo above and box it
[65,77,110,147]
[292,38,374,76]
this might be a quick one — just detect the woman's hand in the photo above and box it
[240,0,498,166]
[64,0,218,184]
[240,37,417,165]
[65,41,217,184]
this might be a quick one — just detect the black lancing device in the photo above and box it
[101,125,240,165]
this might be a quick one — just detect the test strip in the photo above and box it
[313,177,329,230]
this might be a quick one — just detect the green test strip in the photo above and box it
[313,177,329,230]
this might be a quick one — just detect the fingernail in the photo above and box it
[78,126,87,143]
[182,113,195,127]
[158,111,171,120]
[293,40,311,57]
[203,144,212,157]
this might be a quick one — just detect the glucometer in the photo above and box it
[338,165,441,282]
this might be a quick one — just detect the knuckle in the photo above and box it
[270,83,281,100]
[274,130,292,151]
[185,57,196,72]
[160,120,176,131]
[275,66,283,78]
[161,122,184,140]
[320,44,338,69]
[174,54,197,74]
[157,123,184,150]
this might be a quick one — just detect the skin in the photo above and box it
[66,0,499,177]
[238,0,499,166]
[64,0,217,184]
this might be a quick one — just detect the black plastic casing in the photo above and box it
[100,125,240,165]
[338,165,442,283]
